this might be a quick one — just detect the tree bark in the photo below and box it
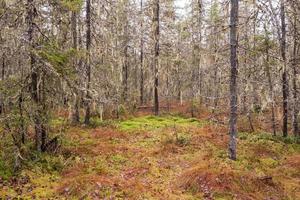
[280,0,288,137]
[122,22,129,103]
[71,11,80,124]
[197,0,203,105]
[84,0,92,125]
[27,0,45,152]
[229,0,239,160]
[153,0,160,115]
[292,14,299,136]
[140,0,144,105]
[0,54,5,114]
[264,26,276,136]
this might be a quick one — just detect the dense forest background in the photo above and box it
[0,0,300,199]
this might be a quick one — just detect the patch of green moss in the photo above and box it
[25,153,66,173]
[136,136,160,148]
[0,158,13,180]
[50,117,67,127]
[23,171,59,198]
[260,158,279,169]
[118,115,205,132]
[213,192,234,200]
[239,132,300,145]
[88,117,117,128]
[81,138,98,146]
[85,156,108,175]
[109,154,128,165]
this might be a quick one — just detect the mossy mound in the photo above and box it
[118,115,205,131]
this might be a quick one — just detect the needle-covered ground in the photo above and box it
[1,114,300,199]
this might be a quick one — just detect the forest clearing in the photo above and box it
[1,0,300,199]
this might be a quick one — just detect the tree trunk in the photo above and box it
[71,11,80,124]
[122,27,129,103]
[153,0,160,115]
[264,26,276,136]
[84,0,92,125]
[27,0,44,152]
[197,0,203,105]
[229,0,239,160]
[0,53,5,114]
[292,15,299,136]
[140,0,144,105]
[280,0,288,137]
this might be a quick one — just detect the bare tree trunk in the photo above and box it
[84,0,91,125]
[122,29,129,102]
[292,15,299,136]
[166,63,170,112]
[280,0,288,137]
[0,53,5,114]
[19,60,26,144]
[71,11,80,124]
[197,0,203,105]
[264,26,276,136]
[140,0,144,105]
[229,0,239,160]
[153,0,160,115]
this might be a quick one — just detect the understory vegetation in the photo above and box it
[1,110,299,199]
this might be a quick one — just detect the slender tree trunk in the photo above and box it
[19,60,26,144]
[229,0,239,160]
[84,0,92,125]
[280,0,288,137]
[122,24,129,103]
[264,27,277,136]
[71,11,80,124]
[122,46,129,102]
[252,12,259,110]
[140,0,144,105]
[27,0,44,152]
[1,54,4,80]
[197,0,203,105]
[166,63,170,112]
[153,0,160,115]
[292,15,299,136]
[0,54,5,114]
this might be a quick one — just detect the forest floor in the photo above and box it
[1,109,300,199]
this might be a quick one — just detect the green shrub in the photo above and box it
[176,133,191,147]
[26,152,66,173]
[0,158,13,180]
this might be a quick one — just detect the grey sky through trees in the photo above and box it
[175,0,189,16]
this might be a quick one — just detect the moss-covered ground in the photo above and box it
[1,115,299,199]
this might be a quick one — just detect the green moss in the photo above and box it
[89,118,116,128]
[0,158,13,180]
[136,136,160,148]
[85,156,108,175]
[61,0,83,12]
[25,153,66,173]
[260,158,279,168]
[176,133,191,146]
[50,117,66,127]
[213,192,234,200]
[81,138,98,146]
[240,132,300,145]
[118,115,205,132]
[110,154,127,165]
[23,171,60,198]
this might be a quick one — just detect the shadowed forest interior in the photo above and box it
[0,0,300,199]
